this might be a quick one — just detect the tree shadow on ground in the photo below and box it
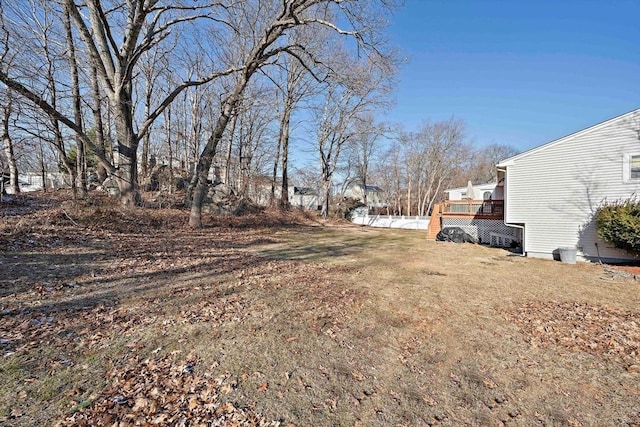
[0,194,58,217]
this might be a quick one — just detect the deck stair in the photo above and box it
[426,203,442,240]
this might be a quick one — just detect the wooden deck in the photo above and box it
[427,200,504,240]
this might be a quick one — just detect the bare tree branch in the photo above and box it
[138,65,244,138]
[0,69,115,174]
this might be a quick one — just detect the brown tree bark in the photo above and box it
[63,5,86,197]
[189,73,249,227]
[1,95,19,194]
[278,100,293,209]
[90,64,108,184]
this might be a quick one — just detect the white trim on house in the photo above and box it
[623,152,640,183]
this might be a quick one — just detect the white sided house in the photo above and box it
[344,183,386,209]
[497,108,640,263]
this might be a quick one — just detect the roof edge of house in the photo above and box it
[497,108,640,167]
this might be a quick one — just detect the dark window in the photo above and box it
[483,191,492,200]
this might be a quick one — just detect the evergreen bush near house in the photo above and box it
[340,197,366,221]
[595,198,640,254]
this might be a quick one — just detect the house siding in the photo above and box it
[445,183,499,201]
[502,110,640,262]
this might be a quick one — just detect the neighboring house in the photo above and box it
[247,175,277,206]
[344,183,386,208]
[445,182,503,201]
[497,108,640,263]
[247,176,319,210]
[2,172,69,194]
[289,187,319,210]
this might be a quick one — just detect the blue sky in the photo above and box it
[384,0,640,152]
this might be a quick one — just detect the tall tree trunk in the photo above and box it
[190,91,202,173]
[53,118,77,196]
[321,175,331,218]
[64,6,86,197]
[406,178,411,217]
[164,106,175,194]
[224,110,238,189]
[1,97,19,194]
[39,141,47,193]
[362,176,368,209]
[90,64,108,183]
[76,136,87,195]
[189,75,249,227]
[270,127,281,206]
[42,23,76,197]
[188,113,232,227]
[279,101,292,209]
[141,75,153,180]
[141,132,151,182]
[112,90,141,206]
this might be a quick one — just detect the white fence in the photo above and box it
[351,214,430,230]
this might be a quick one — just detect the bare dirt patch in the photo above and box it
[1,192,639,426]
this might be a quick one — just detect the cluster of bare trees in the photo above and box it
[358,119,518,217]
[0,0,400,223]
[0,0,517,221]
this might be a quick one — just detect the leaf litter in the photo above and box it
[506,301,640,370]
[2,192,640,426]
[1,192,354,425]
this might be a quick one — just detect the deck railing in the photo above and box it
[442,199,504,217]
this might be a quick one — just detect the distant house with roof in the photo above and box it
[289,187,319,210]
[497,108,640,263]
[344,183,386,209]
[247,176,319,210]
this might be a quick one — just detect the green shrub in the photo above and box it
[595,197,640,254]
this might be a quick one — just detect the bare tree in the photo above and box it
[188,0,401,226]
[314,56,394,217]
[463,143,519,184]
[138,45,171,181]
[268,31,320,209]
[62,3,87,196]
[376,142,404,214]
[403,118,470,216]
[0,0,241,206]
[0,0,82,196]
[1,89,18,194]
[234,84,277,199]
[349,116,389,207]
[89,61,109,183]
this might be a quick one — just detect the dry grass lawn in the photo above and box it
[1,193,639,426]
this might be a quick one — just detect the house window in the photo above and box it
[624,153,640,182]
[631,155,640,179]
[483,191,492,200]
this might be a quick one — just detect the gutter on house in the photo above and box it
[497,166,526,257]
